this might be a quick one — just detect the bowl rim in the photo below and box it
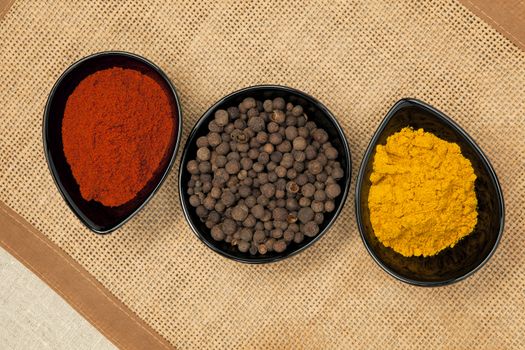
[178,84,352,264]
[42,50,183,234]
[355,98,505,286]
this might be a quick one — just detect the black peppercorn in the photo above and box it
[275,165,287,178]
[247,116,265,132]
[221,190,236,207]
[291,105,303,117]
[196,205,208,217]
[307,159,323,175]
[253,230,266,243]
[222,218,237,235]
[214,109,229,127]
[285,126,298,141]
[249,243,258,255]
[257,195,269,206]
[303,222,319,237]
[270,151,283,163]
[261,183,276,198]
[316,172,328,182]
[272,207,288,221]
[283,230,294,242]
[224,160,241,175]
[332,166,344,180]
[298,197,311,207]
[216,155,228,168]
[271,228,283,239]
[287,213,298,224]
[305,121,317,131]
[210,187,222,199]
[301,183,316,198]
[275,189,285,199]
[251,204,265,219]
[293,137,307,151]
[263,99,273,112]
[325,146,338,160]
[197,147,211,161]
[232,203,249,221]
[311,129,328,144]
[241,213,255,228]
[211,226,225,241]
[207,132,222,147]
[293,231,304,244]
[189,194,200,207]
[271,110,286,124]
[198,161,212,174]
[262,143,274,154]
[214,169,229,186]
[276,140,292,153]
[245,196,257,208]
[325,183,341,199]
[314,212,324,224]
[305,145,317,160]
[256,131,268,144]
[238,240,250,253]
[297,127,309,139]
[269,132,283,145]
[295,174,308,186]
[298,207,314,223]
[242,97,256,110]
[324,201,335,212]
[196,136,209,148]
[267,171,278,182]
[272,97,285,110]
[203,196,216,210]
[286,181,299,194]
[273,240,287,253]
[227,106,239,119]
[252,162,265,172]
[286,198,299,211]
[238,185,251,198]
[187,160,200,175]
[311,200,324,213]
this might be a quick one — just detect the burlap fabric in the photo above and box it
[1,0,524,348]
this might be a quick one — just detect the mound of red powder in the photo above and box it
[62,67,174,207]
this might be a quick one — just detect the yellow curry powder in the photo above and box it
[368,127,478,257]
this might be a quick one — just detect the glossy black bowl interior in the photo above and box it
[43,51,182,234]
[356,99,504,286]
[179,85,352,263]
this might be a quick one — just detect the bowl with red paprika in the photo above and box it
[43,51,182,234]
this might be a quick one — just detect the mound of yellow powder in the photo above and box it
[368,127,478,257]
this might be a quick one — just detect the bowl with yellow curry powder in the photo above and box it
[356,99,504,286]
[43,52,182,234]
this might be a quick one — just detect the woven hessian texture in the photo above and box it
[1,1,524,348]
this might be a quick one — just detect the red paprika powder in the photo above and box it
[62,67,175,207]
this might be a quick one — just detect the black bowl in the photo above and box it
[179,85,352,263]
[356,98,504,286]
[43,51,182,234]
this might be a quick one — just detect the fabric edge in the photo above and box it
[0,200,174,350]
[0,0,15,20]
[457,0,525,52]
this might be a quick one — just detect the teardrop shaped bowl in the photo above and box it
[355,98,504,286]
[43,51,182,234]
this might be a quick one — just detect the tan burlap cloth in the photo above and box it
[1,1,524,348]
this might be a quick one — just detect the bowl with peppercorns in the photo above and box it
[179,85,351,263]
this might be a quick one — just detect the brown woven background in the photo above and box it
[1,0,524,348]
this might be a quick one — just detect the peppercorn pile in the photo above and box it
[186,97,344,255]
